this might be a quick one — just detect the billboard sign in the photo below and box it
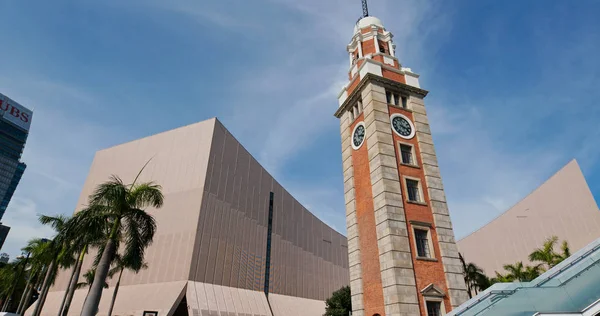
[0,93,33,132]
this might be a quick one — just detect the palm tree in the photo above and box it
[60,209,108,316]
[501,262,541,282]
[16,238,51,315]
[76,269,108,293]
[31,215,75,316]
[0,260,24,311]
[524,264,543,281]
[529,236,559,270]
[459,253,490,298]
[106,255,148,316]
[502,262,527,282]
[491,271,513,283]
[80,167,164,316]
[555,240,571,265]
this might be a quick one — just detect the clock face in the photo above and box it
[352,123,366,149]
[390,114,415,139]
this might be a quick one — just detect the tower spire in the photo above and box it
[361,0,369,17]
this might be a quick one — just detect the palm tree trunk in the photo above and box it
[17,281,34,315]
[57,265,79,316]
[62,247,86,316]
[107,268,123,316]
[80,236,117,316]
[19,269,42,315]
[32,260,55,316]
[16,275,33,315]
[2,294,10,312]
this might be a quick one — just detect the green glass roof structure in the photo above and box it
[449,237,600,316]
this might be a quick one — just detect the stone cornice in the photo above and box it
[334,73,429,118]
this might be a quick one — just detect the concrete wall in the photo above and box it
[458,159,600,275]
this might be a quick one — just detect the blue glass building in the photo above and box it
[0,93,32,249]
[449,237,600,316]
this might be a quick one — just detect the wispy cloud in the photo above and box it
[0,76,121,257]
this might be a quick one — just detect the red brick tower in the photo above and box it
[334,13,469,316]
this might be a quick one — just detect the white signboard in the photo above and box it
[0,93,33,131]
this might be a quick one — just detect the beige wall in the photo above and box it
[193,120,348,300]
[458,159,600,275]
[53,119,216,290]
[43,118,348,316]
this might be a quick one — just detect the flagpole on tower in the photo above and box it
[361,0,369,17]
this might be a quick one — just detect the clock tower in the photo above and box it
[334,11,469,316]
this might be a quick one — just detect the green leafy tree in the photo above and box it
[80,167,164,316]
[323,286,351,316]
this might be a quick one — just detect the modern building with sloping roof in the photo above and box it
[28,118,349,316]
[458,159,600,275]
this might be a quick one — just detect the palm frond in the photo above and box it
[38,214,70,231]
[122,212,155,272]
[561,240,571,258]
[70,206,112,246]
[75,282,88,290]
[129,183,164,209]
[130,158,154,188]
[89,175,128,208]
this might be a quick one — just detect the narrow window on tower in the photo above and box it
[399,143,415,166]
[379,42,387,54]
[385,90,400,106]
[426,301,442,316]
[405,178,422,203]
[357,99,363,114]
[401,96,408,109]
[414,228,431,258]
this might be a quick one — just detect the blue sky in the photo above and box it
[1,0,599,258]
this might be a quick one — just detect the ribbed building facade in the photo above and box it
[458,159,600,275]
[33,118,349,316]
[0,93,32,249]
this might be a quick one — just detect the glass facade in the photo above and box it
[0,117,28,221]
[449,237,600,316]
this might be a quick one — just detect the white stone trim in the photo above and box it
[351,121,366,150]
[390,113,416,139]
[359,61,383,79]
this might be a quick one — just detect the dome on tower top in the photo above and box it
[353,16,384,33]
